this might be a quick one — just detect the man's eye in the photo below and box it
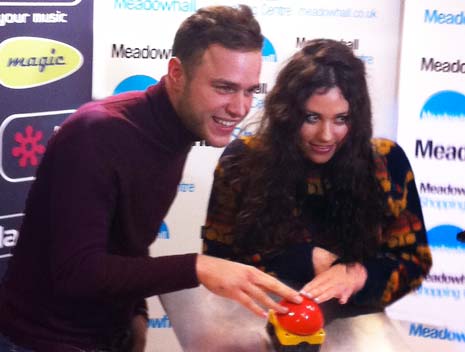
[246,88,258,96]
[215,86,234,93]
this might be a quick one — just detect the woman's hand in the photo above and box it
[312,247,339,275]
[301,262,367,304]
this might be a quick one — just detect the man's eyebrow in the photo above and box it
[211,79,259,91]
[211,79,238,87]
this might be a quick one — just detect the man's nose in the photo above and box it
[226,92,250,118]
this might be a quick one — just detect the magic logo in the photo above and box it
[0,37,83,89]
[420,91,465,120]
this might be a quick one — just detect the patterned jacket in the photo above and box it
[202,137,432,308]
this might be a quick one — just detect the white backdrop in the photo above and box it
[91,1,465,351]
[387,1,465,351]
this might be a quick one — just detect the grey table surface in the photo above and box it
[160,286,413,352]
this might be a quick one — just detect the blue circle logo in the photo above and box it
[157,222,170,240]
[262,37,277,62]
[420,90,465,119]
[113,75,158,95]
[427,224,465,250]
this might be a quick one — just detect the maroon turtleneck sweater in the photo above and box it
[0,78,199,351]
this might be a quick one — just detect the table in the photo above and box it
[160,286,413,352]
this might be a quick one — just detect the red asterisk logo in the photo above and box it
[11,125,46,167]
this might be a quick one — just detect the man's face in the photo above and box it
[177,44,262,147]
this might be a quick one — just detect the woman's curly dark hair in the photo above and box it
[223,39,388,262]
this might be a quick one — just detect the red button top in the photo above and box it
[276,296,324,335]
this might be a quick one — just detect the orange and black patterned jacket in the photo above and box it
[202,137,432,308]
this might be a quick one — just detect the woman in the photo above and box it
[202,39,432,309]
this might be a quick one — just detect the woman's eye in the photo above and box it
[335,115,349,124]
[304,114,319,123]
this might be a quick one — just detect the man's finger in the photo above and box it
[235,290,268,318]
[255,272,302,305]
[244,283,290,314]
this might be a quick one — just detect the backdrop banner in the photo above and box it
[3,1,464,351]
[92,1,403,350]
[0,0,93,279]
[388,0,465,350]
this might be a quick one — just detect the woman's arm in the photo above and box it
[302,140,432,307]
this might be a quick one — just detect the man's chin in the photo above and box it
[206,139,229,148]
[207,138,230,148]
[202,132,233,148]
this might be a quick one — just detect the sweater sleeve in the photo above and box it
[352,139,432,307]
[47,112,198,301]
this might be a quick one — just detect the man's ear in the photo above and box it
[167,57,185,92]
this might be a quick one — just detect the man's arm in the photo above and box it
[196,254,303,318]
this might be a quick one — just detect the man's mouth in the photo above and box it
[213,116,237,127]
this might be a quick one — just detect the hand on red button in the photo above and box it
[276,296,324,335]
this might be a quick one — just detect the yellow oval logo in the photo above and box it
[0,37,83,89]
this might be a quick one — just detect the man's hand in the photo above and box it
[196,254,303,318]
[301,263,367,304]
[131,314,148,352]
[312,247,339,275]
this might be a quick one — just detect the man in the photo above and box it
[0,5,302,352]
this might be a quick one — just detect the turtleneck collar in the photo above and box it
[145,76,199,153]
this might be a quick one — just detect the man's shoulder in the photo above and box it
[65,91,148,129]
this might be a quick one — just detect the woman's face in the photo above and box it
[298,86,350,164]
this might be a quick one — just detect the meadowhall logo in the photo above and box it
[296,37,359,50]
[157,222,170,239]
[148,314,171,328]
[178,182,195,192]
[421,57,465,74]
[113,75,158,95]
[114,0,196,12]
[0,37,83,89]
[410,323,465,342]
[111,43,171,60]
[426,224,465,250]
[262,37,277,62]
[415,139,465,161]
[425,272,465,285]
[424,9,465,25]
[420,91,465,120]
[419,182,465,196]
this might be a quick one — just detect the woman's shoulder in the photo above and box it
[371,138,401,156]
[222,135,260,158]
[371,138,410,163]
[371,138,414,183]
